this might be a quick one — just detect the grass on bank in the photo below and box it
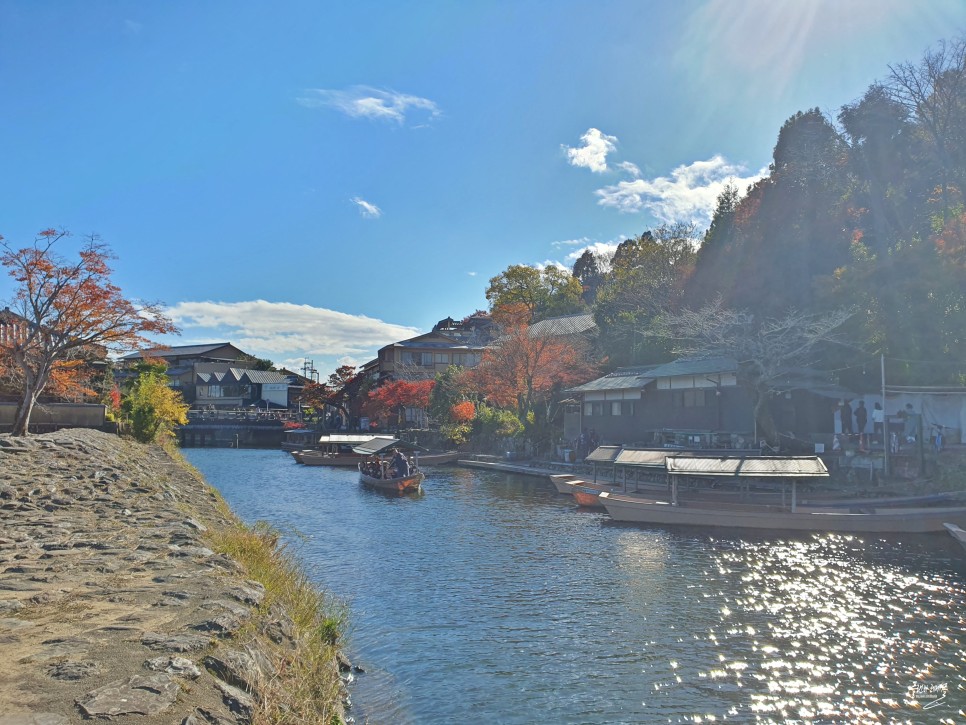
[166,443,347,724]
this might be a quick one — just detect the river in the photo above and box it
[183,449,966,724]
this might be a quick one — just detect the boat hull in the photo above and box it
[359,470,425,495]
[945,522,966,552]
[598,492,966,533]
[572,486,605,508]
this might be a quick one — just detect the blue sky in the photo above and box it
[2,1,964,375]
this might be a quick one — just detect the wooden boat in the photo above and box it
[945,522,966,552]
[281,428,320,452]
[359,468,425,495]
[598,491,966,533]
[572,485,607,508]
[292,435,394,465]
[549,473,580,494]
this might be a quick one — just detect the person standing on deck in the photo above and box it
[840,400,853,435]
[854,401,868,436]
[872,402,884,443]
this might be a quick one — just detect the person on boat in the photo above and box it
[390,449,409,478]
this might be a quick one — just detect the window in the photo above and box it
[452,354,465,366]
[584,403,593,417]
[676,389,707,407]
[622,401,636,416]
[611,401,622,416]
[435,353,449,364]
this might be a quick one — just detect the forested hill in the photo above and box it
[492,37,966,392]
[677,37,966,389]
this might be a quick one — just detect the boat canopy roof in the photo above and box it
[585,446,621,463]
[352,437,428,455]
[665,455,828,478]
[317,434,389,445]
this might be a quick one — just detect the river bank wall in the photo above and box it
[0,429,346,725]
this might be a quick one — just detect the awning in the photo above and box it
[352,437,428,455]
[665,455,828,478]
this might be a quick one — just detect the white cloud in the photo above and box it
[551,237,592,249]
[297,86,441,125]
[616,161,642,178]
[563,241,620,267]
[467,271,477,277]
[163,300,419,375]
[351,197,382,218]
[595,155,766,227]
[563,128,618,173]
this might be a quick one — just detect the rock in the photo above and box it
[214,681,255,725]
[141,631,211,652]
[181,707,236,725]
[0,715,69,725]
[144,655,202,679]
[76,674,180,718]
[203,650,264,695]
[228,582,265,607]
[46,660,100,680]
[191,613,242,637]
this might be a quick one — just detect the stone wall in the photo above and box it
[0,429,346,724]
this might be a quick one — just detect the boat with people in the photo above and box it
[358,447,425,495]
[292,434,394,465]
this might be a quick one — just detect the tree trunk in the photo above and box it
[11,388,37,437]
[753,389,779,448]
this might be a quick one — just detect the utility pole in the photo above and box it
[881,353,888,478]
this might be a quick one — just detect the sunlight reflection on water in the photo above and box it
[185,449,965,724]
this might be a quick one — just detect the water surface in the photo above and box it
[184,449,966,723]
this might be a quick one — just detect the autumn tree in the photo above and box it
[469,303,597,449]
[365,378,435,429]
[485,264,584,322]
[653,300,854,445]
[298,365,363,429]
[0,230,177,436]
[121,361,189,443]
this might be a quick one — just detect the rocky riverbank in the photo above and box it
[0,429,346,724]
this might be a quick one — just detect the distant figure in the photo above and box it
[903,403,919,443]
[840,400,853,435]
[872,402,884,442]
[391,449,409,478]
[854,401,868,435]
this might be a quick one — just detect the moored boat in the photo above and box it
[598,491,966,533]
[945,522,966,552]
[572,485,606,508]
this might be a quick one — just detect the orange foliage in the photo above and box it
[1,230,178,434]
[468,313,596,415]
[367,379,435,418]
[450,400,476,423]
[935,210,966,268]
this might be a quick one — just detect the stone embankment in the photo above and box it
[0,429,346,724]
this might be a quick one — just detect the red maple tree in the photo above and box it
[366,379,435,427]
[469,303,597,420]
[0,230,177,436]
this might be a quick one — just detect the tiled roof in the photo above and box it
[239,370,290,384]
[123,343,235,360]
[567,365,657,393]
[527,313,597,338]
[644,356,737,378]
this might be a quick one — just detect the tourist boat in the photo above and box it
[945,522,966,552]
[358,467,425,495]
[292,435,395,466]
[598,491,966,533]
[281,427,320,452]
[352,436,459,466]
